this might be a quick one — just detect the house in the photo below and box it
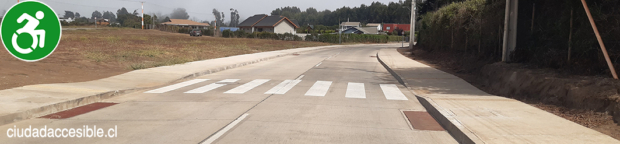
[340,22,360,31]
[383,24,411,33]
[342,27,379,35]
[59,17,74,23]
[238,14,299,34]
[366,23,382,31]
[161,19,211,29]
[96,19,110,25]
[305,25,314,32]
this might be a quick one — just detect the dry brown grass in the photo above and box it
[0,28,329,90]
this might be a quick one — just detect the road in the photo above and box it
[0,45,456,143]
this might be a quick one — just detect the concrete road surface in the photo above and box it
[0,45,456,143]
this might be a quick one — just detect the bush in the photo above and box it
[222,30,233,38]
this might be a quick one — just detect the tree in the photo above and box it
[64,11,74,19]
[221,12,225,25]
[75,12,81,18]
[213,9,222,26]
[116,7,140,27]
[229,8,240,27]
[162,16,170,22]
[91,10,102,19]
[102,11,116,22]
[170,8,189,19]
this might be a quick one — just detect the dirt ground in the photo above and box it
[0,28,329,90]
[398,47,620,140]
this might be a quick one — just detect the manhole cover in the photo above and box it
[39,103,118,119]
[403,111,445,131]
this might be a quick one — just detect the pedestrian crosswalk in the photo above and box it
[145,79,409,100]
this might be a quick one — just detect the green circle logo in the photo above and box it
[1,1,62,62]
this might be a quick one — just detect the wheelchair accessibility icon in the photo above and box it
[12,11,46,54]
[1,1,61,62]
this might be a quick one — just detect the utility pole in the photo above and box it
[409,0,417,48]
[141,2,144,30]
[502,0,519,62]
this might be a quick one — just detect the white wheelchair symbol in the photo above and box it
[11,11,46,54]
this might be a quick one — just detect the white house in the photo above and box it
[340,22,360,32]
[366,23,382,31]
[59,17,74,23]
[238,15,300,34]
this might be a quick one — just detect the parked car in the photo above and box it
[190,29,202,36]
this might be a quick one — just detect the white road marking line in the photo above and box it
[224,79,270,94]
[264,80,301,94]
[185,79,239,93]
[380,84,409,100]
[144,79,209,93]
[305,81,332,97]
[345,82,366,99]
[315,62,322,67]
[201,113,249,144]
[295,75,305,80]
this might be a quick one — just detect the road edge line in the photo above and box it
[200,113,250,144]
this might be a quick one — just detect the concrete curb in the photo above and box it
[375,49,479,144]
[0,45,345,126]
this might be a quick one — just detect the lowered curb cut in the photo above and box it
[0,45,347,126]
[376,49,481,144]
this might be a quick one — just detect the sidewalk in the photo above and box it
[0,45,356,126]
[377,47,619,144]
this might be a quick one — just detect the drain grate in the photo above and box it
[403,111,445,131]
[39,103,118,119]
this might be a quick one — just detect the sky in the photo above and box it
[1,0,403,22]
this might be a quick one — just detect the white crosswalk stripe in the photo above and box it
[305,81,332,97]
[265,80,302,94]
[379,84,409,100]
[185,79,239,93]
[144,79,209,93]
[345,82,366,99]
[224,79,270,94]
[147,79,412,101]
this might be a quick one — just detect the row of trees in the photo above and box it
[61,7,192,27]
[270,0,414,26]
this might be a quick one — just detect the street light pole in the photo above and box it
[409,0,417,48]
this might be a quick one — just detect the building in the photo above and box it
[59,17,74,23]
[342,27,379,35]
[161,19,211,29]
[340,22,360,31]
[96,19,110,25]
[366,23,382,31]
[383,24,411,33]
[220,27,239,32]
[305,25,314,32]
[238,14,299,34]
